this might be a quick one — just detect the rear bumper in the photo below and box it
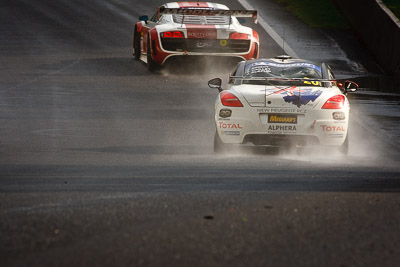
[161,38,251,53]
[151,36,258,65]
[215,107,349,147]
[242,134,320,146]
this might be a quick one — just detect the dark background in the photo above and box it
[1,0,399,266]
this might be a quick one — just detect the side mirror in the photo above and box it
[343,80,358,93]
[139,15,148,22]
[208,78,222,92]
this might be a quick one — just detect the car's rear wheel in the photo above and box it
[133,26,140,59]
[214,130,232,153]
[147,36,159,72]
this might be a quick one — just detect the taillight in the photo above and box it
[229,32,249,39]
[252,30,259,41]
[322,95,345,109]
[161,31,184,38]
[220,91,243,107]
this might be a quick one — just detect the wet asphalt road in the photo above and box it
[1,0,400,266]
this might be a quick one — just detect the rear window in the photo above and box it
[242,61,323,86]
[244,62,322,78]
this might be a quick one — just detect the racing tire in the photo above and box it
[214,130,233,153]
[133,26,140,60]
[147,36,159,72]
[338,134,349,155]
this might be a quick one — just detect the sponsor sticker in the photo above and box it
[218,122,243,129]
[245,62,322,72]
[219,109,232,118]
[220,40,227,46]
[267,125,297,133]
[268,114,297,124]
[320,125,345,132]
[223,131,240,136]
[333,111,345,120]
[187,30,217,39]
[257,108,306,114]
[245,66,271,75]
[328,134,344,138]
[196,41,214,48]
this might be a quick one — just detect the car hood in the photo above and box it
[235,85,327,108]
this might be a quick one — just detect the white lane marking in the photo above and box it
[4,193,150,214]
[31,128,145,137]
[237,0,299,58]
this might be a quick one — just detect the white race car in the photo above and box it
[208,56,358,154]
[133,2,259,71]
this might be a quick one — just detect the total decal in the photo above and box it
[320,125,345,132]
[218,122,243,129]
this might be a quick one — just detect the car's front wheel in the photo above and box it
[214,130,233,153]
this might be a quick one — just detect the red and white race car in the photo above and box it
[133,2,259,71]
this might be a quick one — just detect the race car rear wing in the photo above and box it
[228,76,337,88]
[158,7,258,23]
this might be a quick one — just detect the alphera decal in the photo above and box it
[267,125,297,133]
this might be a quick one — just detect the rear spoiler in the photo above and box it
[229,77,337,82]
[158,7,258,23]
[228,76,337,88]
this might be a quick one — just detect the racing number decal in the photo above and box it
[304,80,321,86]
[303,77,321,86]
[220,40,227,46]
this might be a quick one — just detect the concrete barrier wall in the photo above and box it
[333,0,400,91]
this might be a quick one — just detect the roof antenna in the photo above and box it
[197,1,200,6]
[273,28,293,61]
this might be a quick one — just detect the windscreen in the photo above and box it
[243,61,323,86]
